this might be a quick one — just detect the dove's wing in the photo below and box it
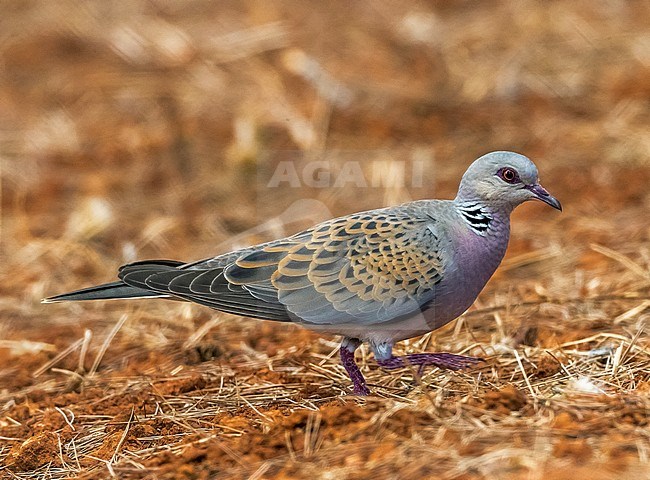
[119,206,446,326]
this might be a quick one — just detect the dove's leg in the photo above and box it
[340,338,370,396]
[372,342,483,374]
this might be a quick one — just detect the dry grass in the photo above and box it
[1,0,649,478]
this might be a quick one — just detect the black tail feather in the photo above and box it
[117,259,185,273]
[42,281,168,303]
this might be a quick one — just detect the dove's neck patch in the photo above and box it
[457,202,493,236]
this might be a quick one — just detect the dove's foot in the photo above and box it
[377,352,484,375]
[340,338,370,396]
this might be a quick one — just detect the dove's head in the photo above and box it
[455,151,562,213]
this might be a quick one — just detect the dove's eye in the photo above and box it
[497,167,520,184]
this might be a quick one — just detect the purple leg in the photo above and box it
[340,338,370,396]
[376,352,484,375]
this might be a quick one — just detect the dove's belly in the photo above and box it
[302,316,434,344]
[299,293,470,344]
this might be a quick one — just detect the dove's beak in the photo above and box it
[525,183,562,211]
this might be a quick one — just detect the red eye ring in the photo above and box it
[498,167,520,184]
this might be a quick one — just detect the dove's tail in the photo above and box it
[42,281,169,303]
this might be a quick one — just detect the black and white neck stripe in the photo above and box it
[457,202,493,236]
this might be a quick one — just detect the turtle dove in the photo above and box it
[45,151,561,395]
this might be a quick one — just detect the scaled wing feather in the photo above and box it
[224,208,445,325]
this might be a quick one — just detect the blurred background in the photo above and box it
[1,1,649,478]
[2,0,648,280]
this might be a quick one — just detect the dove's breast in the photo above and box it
[421,211,511,329]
